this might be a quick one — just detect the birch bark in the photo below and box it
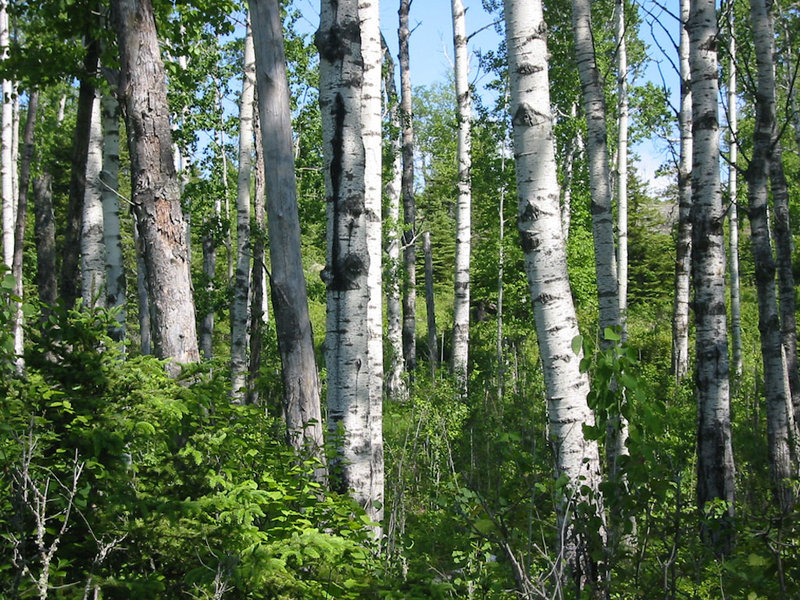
[747,0,794,509]
[383,44,407,403]
[505,0,604,588]
[571,0,619,335]
[1,0,12,269]
[451,0,472,397]
[727,1,742,380]
[12,89,37,373]
[112,0,199,372]
[250,0,325,463]
[248,108,267,405]
[81,91,106,308]
[689,0,736,551]
[673,0,692,380]
[230,20,255,403]
[61,39,101,310]
[399,0,417,377]
[317,0,384,530]
[101,92,126,341]
[616,0,628,341]
[424,231,437,376]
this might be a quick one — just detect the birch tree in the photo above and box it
[80,90,106,308]
[230,20,255,403]
[1,0,12,269]
[746,0,795,509]
[101,92,126,341]
[61,38,101,310]
[317,0,384,529]
[451,0,472,397]
[382,42,407,403]
[111,0,199,373]
[505,0,604,588]
[250,0,325,461]
[616,0,628,342]
[689,0,736,551]
[399,0,417,377]
[726,1,742,380]
[571,0,619,335]
[672,0,692,380]
[12,89,37,373]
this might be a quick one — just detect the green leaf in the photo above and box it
[604,327,621,342]
[571,334,583,356]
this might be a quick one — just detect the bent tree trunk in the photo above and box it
[250,0,325,463]
[689,0,736,552]
[112,0,199,372]
[317,0,384,531]
[505,0,604,591]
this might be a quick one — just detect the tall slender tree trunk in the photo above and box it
[689,0,736,552]
[769,143,800,427]
[112,0,199,373]
[560,102,580,242]
[399,0,417,378]
[250,0,325,463]
[12,89,37,373]
[317,0,384,531]
[616,0,629,341]
[727,0,742,381]
[451,0,472,397]
[505,0,604,591]
[424,231,437,377]
[747,0,795,510]
[33,173,57,309]
[571,0,620,335]
[1,0,12,269]
[673,0,692,380]
[62,38,101,310]
[81,90,106,308]
[101,92,126,342]
[230,19,255,403]
[383,43,407,403]
[248,107,267,406]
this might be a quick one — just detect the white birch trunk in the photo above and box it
[571,0,619,334]
[727,2,742,380]
[672,0,692,380]
[451,0,472,397]
[689,0,736,552]
[101,92,126,341]
[230,20,255,404]
[424,231,437,376]
[1,1,13,269]
[399,0,417,377]
[383,45,407,403]
[12,89,37,374]
[616,0,628,341]
[81,90,106,308]
[505,0,604,588]
[317,0,383,530]
[560,102,579,242]
[747,0,795,509]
